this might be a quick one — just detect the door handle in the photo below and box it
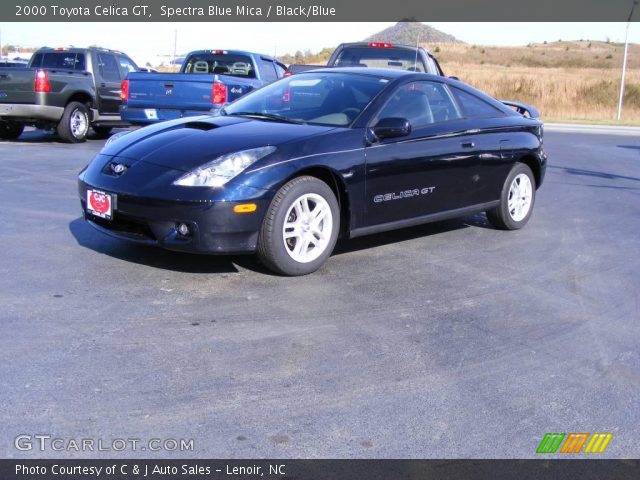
[461,141,475,148]
[100,82,106,87]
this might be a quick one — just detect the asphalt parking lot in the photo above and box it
[0,126,638,459]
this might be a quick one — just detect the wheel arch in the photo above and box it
[516,154,542,188]
[65,91,95,110]
[282,166,351,236]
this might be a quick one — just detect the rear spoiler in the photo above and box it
[500,100,540,119]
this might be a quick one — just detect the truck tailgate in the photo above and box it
[0,68,37,104]
[125,72,255,111]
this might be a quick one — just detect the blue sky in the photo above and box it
[1,22,638,64]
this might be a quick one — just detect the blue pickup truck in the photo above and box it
[120,50,286,125]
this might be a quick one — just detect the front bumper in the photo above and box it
[120,105,222,125]
[0,103,63,122]
[79,180,271,254]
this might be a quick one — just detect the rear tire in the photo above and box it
[57,102,90,143]
[92,126,113,139]
[486,163,536,230]
[257,176,340,276]
[0,121,25,140]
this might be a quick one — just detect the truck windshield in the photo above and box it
[182,54,256,78]
[334,47,425,72]
[223,72,390,127]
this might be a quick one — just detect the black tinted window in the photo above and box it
[182,53,255,78]
[40,52,85,71]
[260,59,278,82]
[30,53,43,67]
[451,87,503,118]
[97,54,121,82]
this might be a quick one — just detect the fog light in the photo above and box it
[177,223,190,236]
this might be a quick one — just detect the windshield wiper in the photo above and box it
[226,112,305,124]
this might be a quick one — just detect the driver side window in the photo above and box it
[377,81,460,129]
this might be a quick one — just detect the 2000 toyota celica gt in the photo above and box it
[79,68,547,275]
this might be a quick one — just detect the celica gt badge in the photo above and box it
[374,187,436,203]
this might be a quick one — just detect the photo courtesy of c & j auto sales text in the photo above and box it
[0,0,639,479]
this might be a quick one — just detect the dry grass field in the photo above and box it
[432,41,640,123]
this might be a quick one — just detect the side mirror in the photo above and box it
[372,117,411,139]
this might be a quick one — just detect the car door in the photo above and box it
[94,52,122,114]
[364,79,479,226]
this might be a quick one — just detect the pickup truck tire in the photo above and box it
[57,102,90,143]
[92,126,113,139]
[257,176,340,276]
[0,121,25,140]
[486,163,536,230]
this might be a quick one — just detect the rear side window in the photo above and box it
[275,62,286,78]
[260,58,278,82]
[38,52,85,71]
[451,87,504,119]
[118,56,138,77]
[182,54,256,78]
[97,54,121,82]
[29,53,43,67]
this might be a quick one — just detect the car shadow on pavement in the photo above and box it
[333,215,488,256]
[69,218,240,274]
[69,214,490,275]
[5,128,125,144]
[548,165,640,182]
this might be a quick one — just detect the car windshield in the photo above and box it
[222,72,390,127]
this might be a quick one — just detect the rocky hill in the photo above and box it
[365,21,459,45]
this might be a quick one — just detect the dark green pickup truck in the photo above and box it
[0,47,138,143]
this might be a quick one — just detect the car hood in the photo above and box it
[101,115,338,172]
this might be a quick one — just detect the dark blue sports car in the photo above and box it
[79,68,546,275]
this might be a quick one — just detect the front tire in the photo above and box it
[487,162,536,230]
[57,102,90,143]
[0,121,25,140]
[257,176,340,276]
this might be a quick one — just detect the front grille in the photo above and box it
[87,212,156,242]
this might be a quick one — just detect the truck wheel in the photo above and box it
[0,121,25,140]
[486,163,536,230]
[92,126,113,139]
[257,176,340,276]
[57,102,90,143]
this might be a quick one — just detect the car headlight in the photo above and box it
[173,146,276,187]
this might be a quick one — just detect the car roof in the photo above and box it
[337,42,433,55]
[187,50,273,59]
[299,67,432,80]
[36,46,128,55]
[296,68,524,118]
